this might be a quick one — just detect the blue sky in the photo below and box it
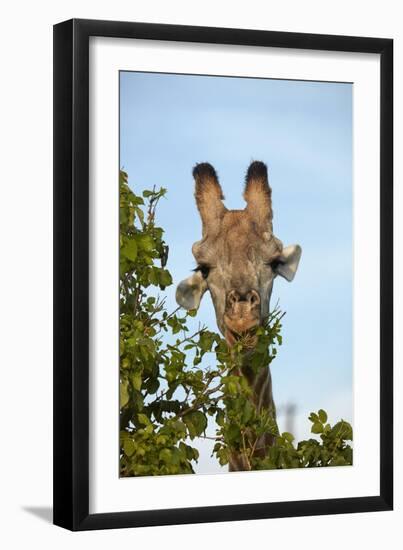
[120,71,352,473]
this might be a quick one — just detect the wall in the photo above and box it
[0,1,400,548]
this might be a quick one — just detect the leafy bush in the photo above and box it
[252,410,353,470]
[119,170,353,476]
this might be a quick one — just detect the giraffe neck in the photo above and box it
[245,362,276,415]
[228,361,276,472]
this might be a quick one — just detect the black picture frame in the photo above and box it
[53,18,393,531]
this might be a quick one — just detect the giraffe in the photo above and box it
[175,161,302,471]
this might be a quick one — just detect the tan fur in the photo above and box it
[244,167,273,232]
[194,165,226,237]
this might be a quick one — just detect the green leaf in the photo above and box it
[183,411,207,437]
[121,239,137,261]
[159,269,172,287]
[242,400,254,424]
[120,380,129,408]
[135,206,144,225]
[282,432,295,443]
[137,413,151,426]
[216,409,225,427]
[309,412,319,423]
[171,420,187,436]
[329,455,348,466]
[226,379,238,396]
[190,410,207,436]
[145,377,160,394]
[318,409,328,424]
[131,372,142,391]
[226,423,241,445]
[119,170,128,185]
[198,331,215,352]
[159,448,172,463]
[148,268,158,286]
[331,420,353,441]
[137,234,154,252]
[311,422,324,434]
[123,438,136,457]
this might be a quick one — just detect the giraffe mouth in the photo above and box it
[225,326,241,346]
[224,317,260,348]
[225,327,258,349]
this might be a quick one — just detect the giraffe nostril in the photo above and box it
[226,289,260,309]
[248,290,260,306]
[227,290,240,307]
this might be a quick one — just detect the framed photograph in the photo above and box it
[53,19,393,530]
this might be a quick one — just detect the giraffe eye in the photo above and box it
[195,264,210,279]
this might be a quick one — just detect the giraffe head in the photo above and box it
[176,161,301,346]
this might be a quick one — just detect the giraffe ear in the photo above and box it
[273,245,302,282]
[176,271,208,310]
[244,161,273,231]
[193,163,226,236]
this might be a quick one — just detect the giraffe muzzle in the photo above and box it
[223,289,261,346]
